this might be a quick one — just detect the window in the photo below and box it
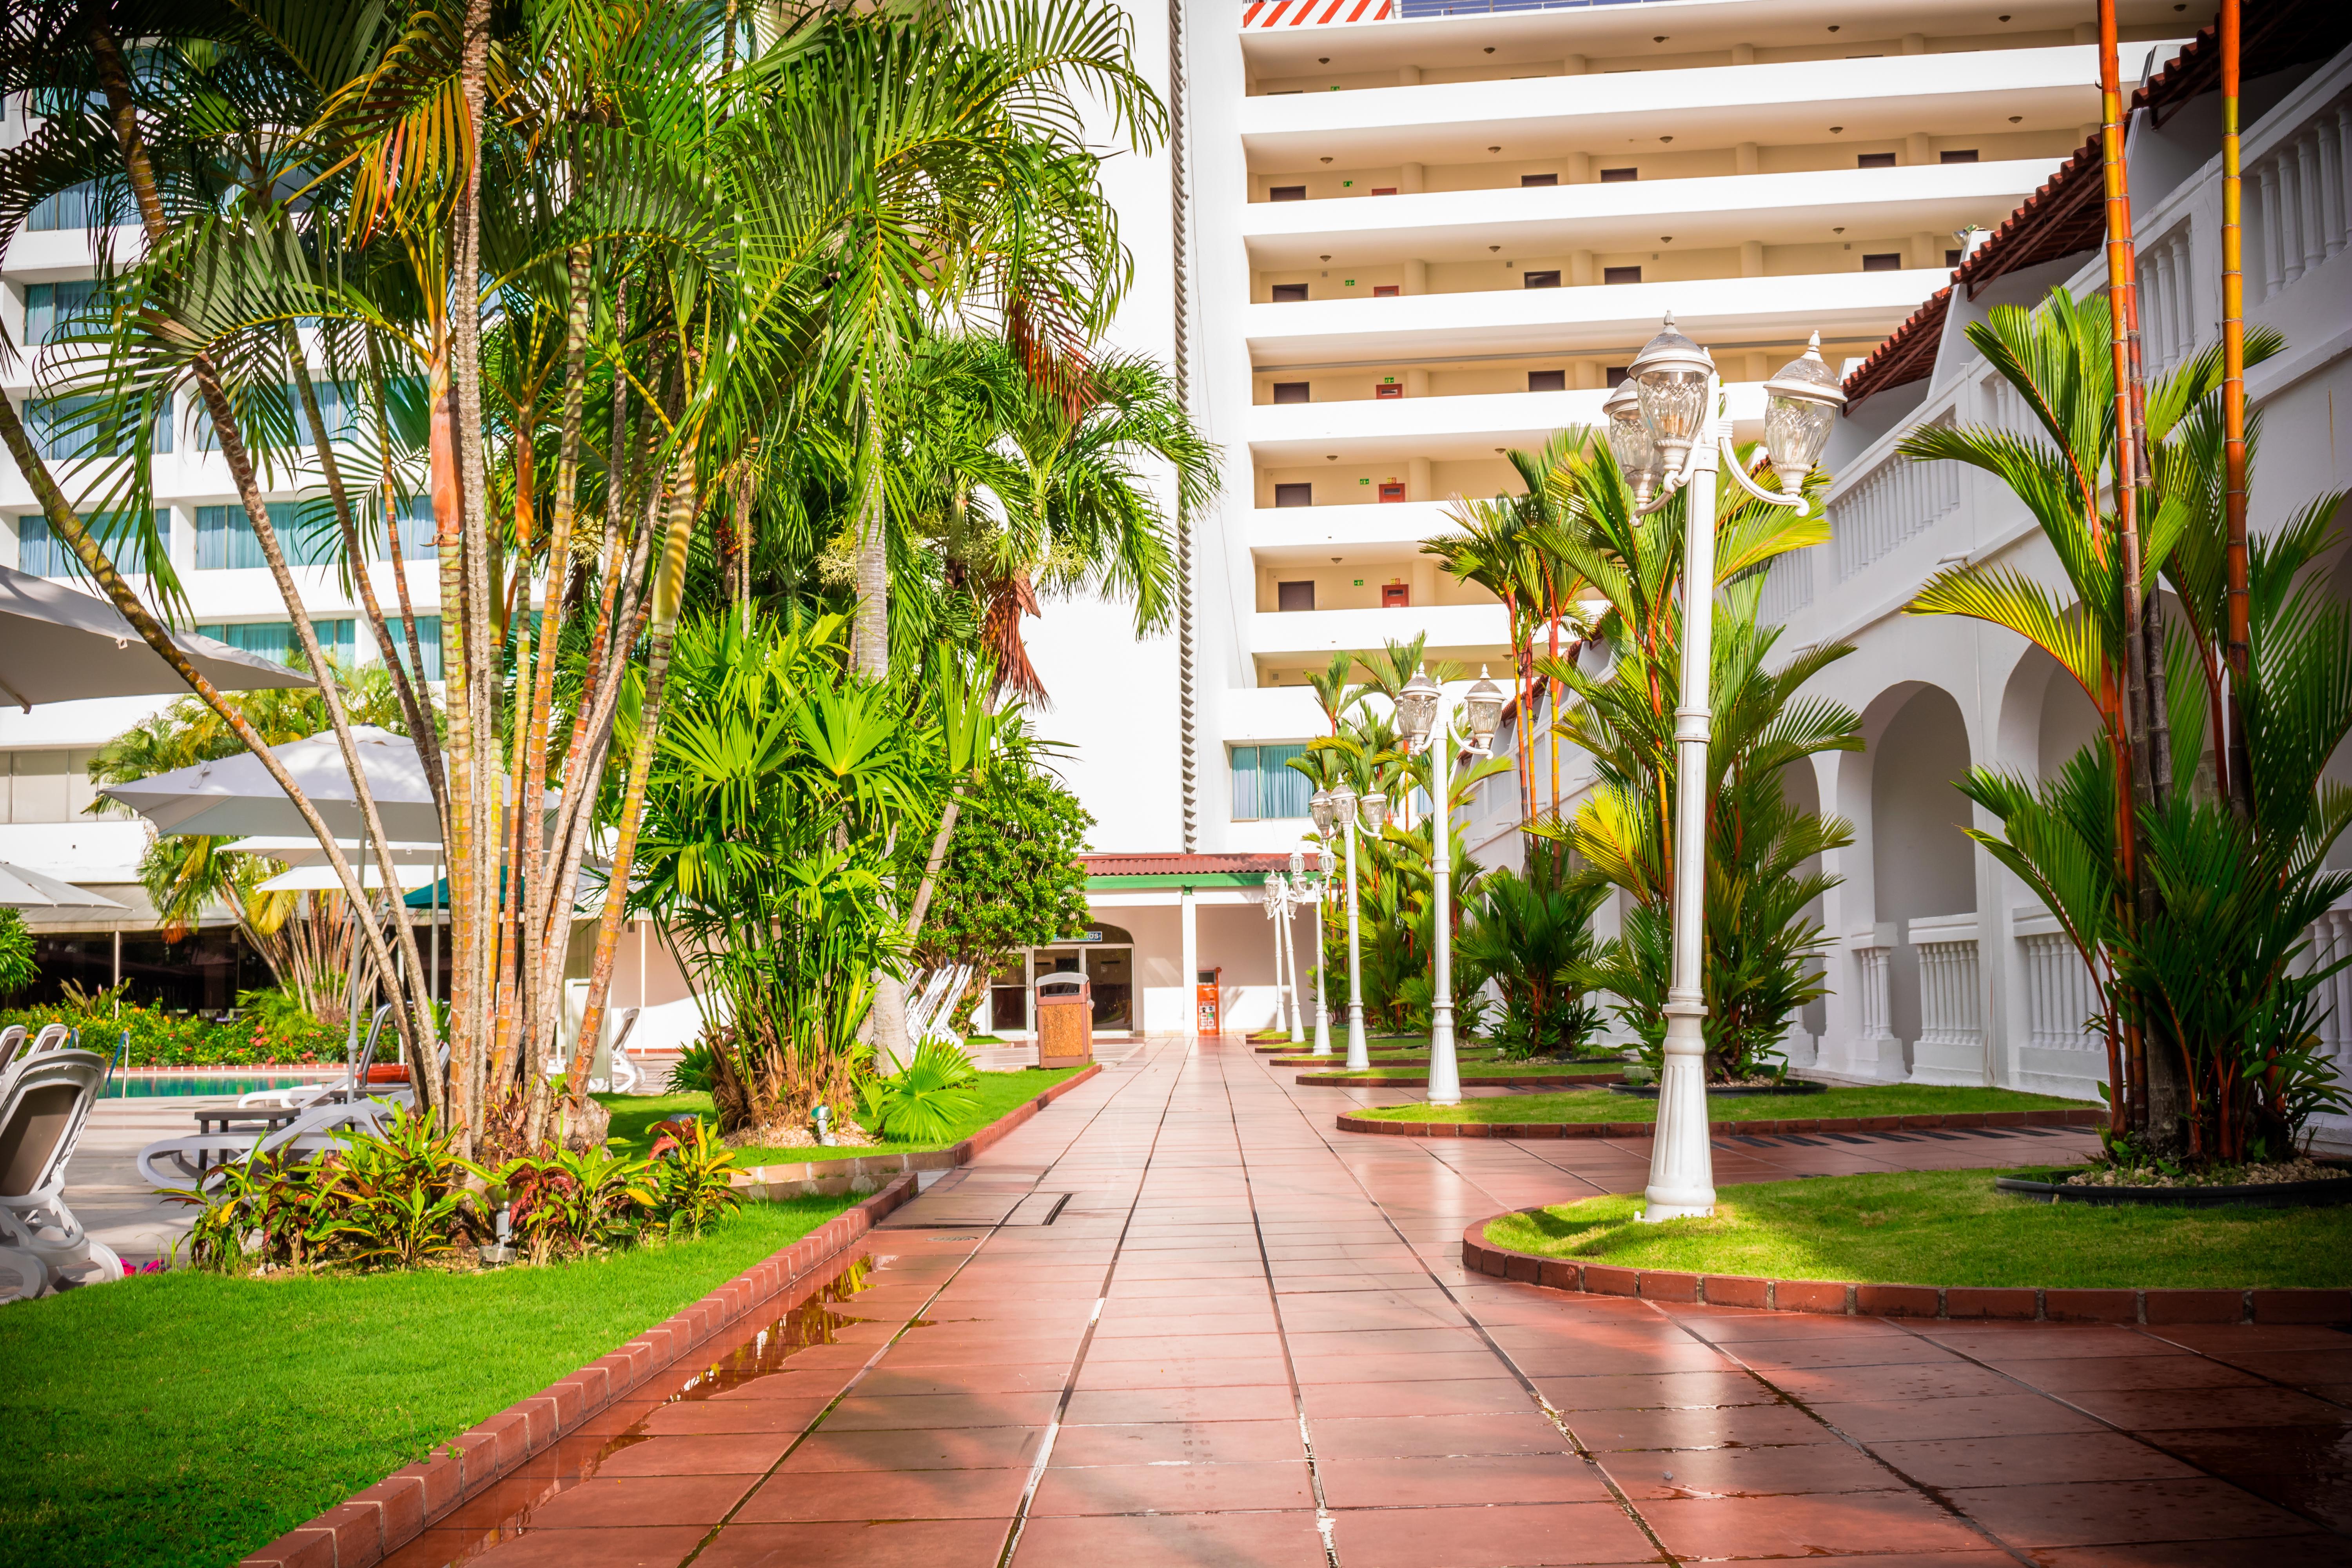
[1946,249,1965,269]
[23,280,106,345]
[1527,369,1566,392]
[28,181,100,232]
[1381,584,1410,607]
[1521,270,1561,289]
[1861,253,1903,272]
[1271,381,1310,405]
[1605,365,1631,388]
[1374,383,1402,400]
[17,510,158,577]
[1372,284,1400,297]
[1603,265,1642,285]
[1940,149,1979,164]
[1370,187,1397,196]
[1268,185,1307,202]
[1270,283,1308,303]
[24,394,171,460]
[377,493,439,560]
[1599,167,1637,183]
[196,501,340,570]
[1856,152,1897,169]
[1230,744,1310,822]
[1377,483,1406,504]
[1274,483,1312,508]
[1276,581,1316,612]
[383,615,442,681]
[193,618,358,670]
[1520,173,1557,187]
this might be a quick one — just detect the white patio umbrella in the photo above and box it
[96,726,444,842]
[0,563,312,709]
[223,836,445,866]
[0,863,123,909]
[254,863,442,893]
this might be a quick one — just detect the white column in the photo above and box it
[1312,886,1332,1055]
[1180,886,1198,1036]
[1344,818,1368,1069]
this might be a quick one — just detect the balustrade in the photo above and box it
[1829,419,1959,582]
[1907,914,1983,1085]
[2251,95,2350,304]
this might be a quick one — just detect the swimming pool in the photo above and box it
[103,1074,328,1099]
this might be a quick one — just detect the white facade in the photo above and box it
[1464,27,2352,1146]
[1033,0,2198,857]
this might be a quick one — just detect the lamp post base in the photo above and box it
[1345,1007,1369,1072]
[1640,1005,1717,1221]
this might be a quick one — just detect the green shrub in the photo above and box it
[856,1040,980,1143]
[0,1002,343,1067]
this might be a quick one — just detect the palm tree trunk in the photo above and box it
[2220,0,2253,819]
[86,20,432,1087]
[853,385,890,680]
[559,441,703,1132]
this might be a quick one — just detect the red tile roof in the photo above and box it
[1842,5,2352,409]
[1080,852,1296,877]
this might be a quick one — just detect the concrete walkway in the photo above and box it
[383,1034,2349,1567]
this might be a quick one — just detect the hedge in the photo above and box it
[0,1005,346,1067]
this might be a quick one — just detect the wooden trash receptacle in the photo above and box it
[1035,974,1093,1067]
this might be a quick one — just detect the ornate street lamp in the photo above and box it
[1307,791,1340,1056]
[1325,781,1366,1067]
[1396,666,1506,1105]
[1627,314,1845,1223]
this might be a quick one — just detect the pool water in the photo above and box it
[104,1074,325,1099]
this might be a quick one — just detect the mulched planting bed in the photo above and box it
[1996,1160,2352,1209]
[1303,1068,1627,1088]
[1343,1083,2087,1138]
[1607,1078,1827,1098]
[1465,1168,2352,1323]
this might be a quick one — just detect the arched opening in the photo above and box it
[2037,660,2103,781]
[1872,685,1975,1065]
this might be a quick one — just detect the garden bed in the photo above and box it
[1342,1083,2087,1138]
[0,1005,345,1067]
[598,1064,1097,1196]
[0,1187,893,1568]
[1994,1162,2352,1209]
[1607,1078,1827,1099]
[1254,1033,1424,1055]
[1463,1169,2352,1323]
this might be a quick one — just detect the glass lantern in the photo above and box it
[1759,331,1847,497]
[1308,788,1337,836]
[1328,782,1358,831]
[1396,668,1441,753]
[1463,666,1506,755]
[1629,312,1715,468]
[1602,379,1663,507]
[1360,791,1390,834]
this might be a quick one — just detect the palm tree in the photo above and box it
[1905,289,2352,1157]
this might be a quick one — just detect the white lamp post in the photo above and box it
[1285,847,1308,1043]
[1396,666,1507,1106]
[1263,871,1290,1046]
[1626,316,1845,1223]
[1307,793,1339,1056]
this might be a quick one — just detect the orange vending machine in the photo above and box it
[1194,967,1222,1035]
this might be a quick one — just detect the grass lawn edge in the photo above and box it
[240,1171,921,1568]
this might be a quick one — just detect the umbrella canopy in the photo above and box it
[221,835,446,867]
[254,863,443,893]
[98,726,445,841]
[0,862,123,908]
[0,563,314,709]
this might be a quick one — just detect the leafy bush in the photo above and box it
[668,1038,718,1094]
[855,1040,980,1143]
[166,1107,745,1274]
[0,909,36,998]
[0,1002,344,1066]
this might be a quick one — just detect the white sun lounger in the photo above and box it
[0,1049,122,1301]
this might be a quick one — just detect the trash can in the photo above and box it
[1195,967,1222,1036]
[1035,974,1093,1068]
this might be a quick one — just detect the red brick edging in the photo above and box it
[242,1172,921,1567]
[1461,1212,2352,1325]
[734,1062,1102,1196]
[1342,1106,2105,1139]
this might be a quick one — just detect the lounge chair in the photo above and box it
[136,1092,400,1194]
[238,1005,397,1109]
[0,1049,122,1301]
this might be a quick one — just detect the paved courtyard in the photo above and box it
[358,1033,2347,1565]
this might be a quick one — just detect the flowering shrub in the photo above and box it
[0,1004,344,1066]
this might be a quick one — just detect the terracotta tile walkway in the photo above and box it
[383,1035,2351,1567]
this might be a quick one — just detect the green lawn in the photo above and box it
[1310,1061,1626,1081]
[0,1195,859,1568]
[1485,1168,2352,1289]
[600,1065,1088,1166]
[1359,1083,2081,1123]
